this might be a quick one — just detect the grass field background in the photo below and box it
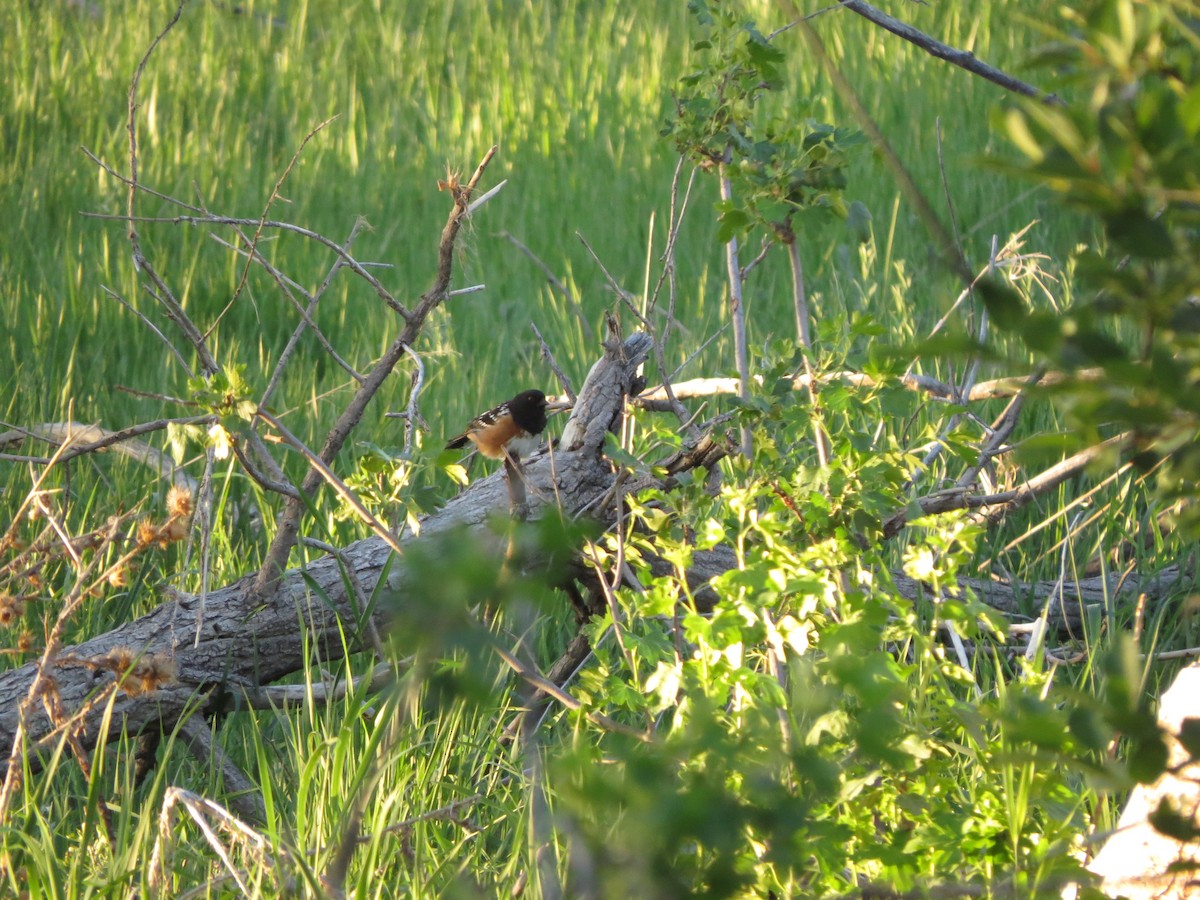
[2,0,1083,442]
[4,0,1181,895]
[1,0,1093,573]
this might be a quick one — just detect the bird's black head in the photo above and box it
[509,389,548,435]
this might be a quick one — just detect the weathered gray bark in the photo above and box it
[892,567,1188,634]
[645,549,1184,631]
[0,333,651,761]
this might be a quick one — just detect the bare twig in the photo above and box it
[500,231,594,340]
[177,718,267,825]
[492,644,651,743]
[466,178,507,215]
[255,410,404,557]
[787,4,975,288]
[252,147,499,596]
[83,210,404,319]
[883,433,1132,537]
[785,237,811,351]
[397,343,427,456]
[635,366,1099,410]
[530,322,577,402]
[643,160,702,440]
[0,420,207,489]
[231,443,301,500]
[0,432,117,823]
[101,286,194,376]
[576,231,658,360]
[955,369,1044,492]
[832,0,1061,104]
[782,233,831,465]
[207,233,365,387]
[124,0,219,376]
[231,658,396,710]
[206,115,340,338]
[740,236,773,281]
[718,159,752,457]
[149,786,281,897]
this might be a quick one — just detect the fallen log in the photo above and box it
[0,332,652,762]
[640,548,1186,633]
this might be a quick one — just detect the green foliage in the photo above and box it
[997,0,1200,525]
[547,380,1110,896]
[387,513,591,708]
[664,1,866,245]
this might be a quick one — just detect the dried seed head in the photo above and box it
[136,518,158,548]
[166,485,193,519]
[103,646,134,675]
[108,565,130,588]
[133,653,177,694]
[437,165,462,193]
[166,518,187,542]
[0,592,26,627]
[16,630,33,653]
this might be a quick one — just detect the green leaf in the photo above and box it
[1128,732,1170,784]
[687,0,713,26]
[716,205,751,244]
[1004,107,1046,162]
[1104,206,1172,260]
[605,433,643,470]
[1150,798,1200,842]
[1019,311,1065,353]
[846,200,872,244]
[1069,705,1111,753]
[1176,718,1200,761]
[975,274,1027,330]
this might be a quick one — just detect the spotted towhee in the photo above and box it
[445,389,549,461]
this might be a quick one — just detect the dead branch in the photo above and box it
[883,432,1132,537]
[635,368,1101,410]
[0,331,1181,777]
[0,420,209,489]
[252,146,500,596]
[637,546,1187,634]
[832,0,1060,105]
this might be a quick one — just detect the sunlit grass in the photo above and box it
[2,0,1086,444]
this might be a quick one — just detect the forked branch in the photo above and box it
[252,146,500,596]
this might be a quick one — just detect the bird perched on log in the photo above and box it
[445,389,549,461]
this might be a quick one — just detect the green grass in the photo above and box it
[1,0,1087,443]
[0,0,1191,895]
